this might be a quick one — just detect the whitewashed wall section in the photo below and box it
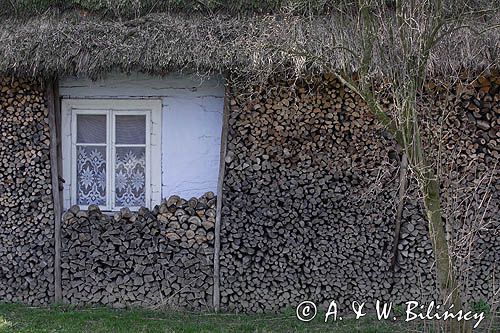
[59,72,224,201]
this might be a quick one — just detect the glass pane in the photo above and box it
[116,115,146,145]
[115,147,146,207]
[76,146,106,206]
[77,115,106,144]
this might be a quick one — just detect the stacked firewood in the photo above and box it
[0,73,496,312]
[419,74,500,304]
[220,73,499,312]
[61,193,216,309]
[0,77,55,305]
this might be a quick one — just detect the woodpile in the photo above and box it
[61,193,216,309]
[0,73,497,312]
[0,77,55,305]
[419,74,500,304]
[220,73,499,312]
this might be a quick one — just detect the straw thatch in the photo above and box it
[0,0,346,17]
[0,7,498,81]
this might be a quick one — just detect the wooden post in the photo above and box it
[54,83,64,202]
[213,83,230,312]
[46,79,63,303]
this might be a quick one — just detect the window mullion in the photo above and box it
[71,109,77,207]
[146,111,151,208]
[108,110,114,211]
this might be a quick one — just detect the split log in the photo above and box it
[219,73,499,312]
[61,192,216,310]
[0,77,55,305]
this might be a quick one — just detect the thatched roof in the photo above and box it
[1,1,359,18]
[0,5,498,81]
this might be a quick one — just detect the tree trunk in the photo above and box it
[335,72,469,332]
[422,173,470,333]
[403,99,469,332]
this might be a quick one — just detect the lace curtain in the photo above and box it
[75,114,147,208]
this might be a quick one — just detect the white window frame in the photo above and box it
[61,99,162,211]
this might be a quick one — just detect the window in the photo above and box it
[61,100,162,210]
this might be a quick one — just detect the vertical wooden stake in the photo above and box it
[213,83,230,312]
[391,153,408,269]
[46,79,63,303]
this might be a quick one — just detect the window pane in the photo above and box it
[76,146,106,206]
[116,115,146,144]
[77,115,106,144]
[115,147,146,207]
